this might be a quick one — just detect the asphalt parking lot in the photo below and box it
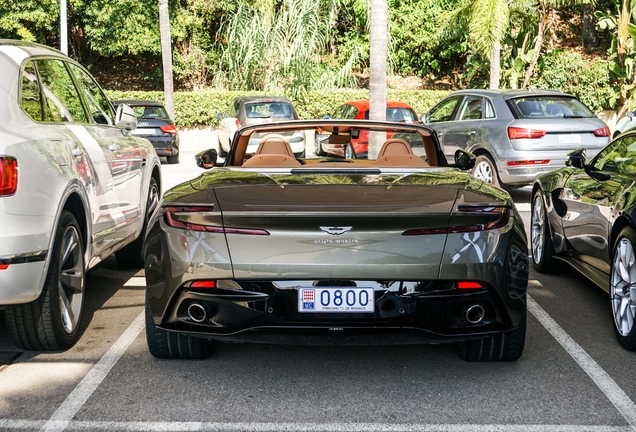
[0,151,635,432]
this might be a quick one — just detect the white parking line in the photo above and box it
[38,312,145,432]
[528,296,636,429]
[0,419,632,431]
[5,282,630,431]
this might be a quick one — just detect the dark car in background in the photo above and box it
[531,131,636,351]
[422,89,611,189]
[113,100,180,164]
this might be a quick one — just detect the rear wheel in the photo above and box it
[145,299,213,359]
[345,144,355,159]
[315,137,325,156]
[531,190,557,273]
[472,154,499,187]
[6,211,85,350]
[166,153,179,164]
[610,228,636,350]
[116,177,159,268]
[457,307,526,362]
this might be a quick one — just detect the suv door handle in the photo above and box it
[466,130,476,136]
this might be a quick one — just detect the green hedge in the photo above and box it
[105,89,453,128]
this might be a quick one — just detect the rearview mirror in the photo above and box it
[115,104,137,131]
[196,149,219,169]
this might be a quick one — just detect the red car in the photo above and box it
[316,100,419,158]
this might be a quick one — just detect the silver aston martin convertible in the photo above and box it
[144,119,528,361]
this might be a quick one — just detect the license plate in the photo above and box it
[298,287,374,313]
[558,134,581,144]
[131,128,157,135]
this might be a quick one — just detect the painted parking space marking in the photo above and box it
[0,279,633,431]
[528,295,636,429]
[38,312,145,432]
[0,420,634,431]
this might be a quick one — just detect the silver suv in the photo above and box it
[422,89,610,188]
[0,40,162,350]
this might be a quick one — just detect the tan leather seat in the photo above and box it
[374,139,430,167]
[242,134,301,167]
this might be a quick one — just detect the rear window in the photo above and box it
[509,96,595,119]
[246,102,295,119]
[131,105,170,120]
[364,107,418,123]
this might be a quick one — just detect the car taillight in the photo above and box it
[160,125,177,135]
[235,119,242,129]
[0,157,18,196]
[594,126,611,137]
[402,205,510,235]
[508,127,546,139]
[457,282,483,289]
[506,160,550,166]
[163,206,269,235]
[190,280,216,288]
[0,263,8,270]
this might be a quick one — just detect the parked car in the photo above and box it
[112,99,180,164]
[531,132,636,351]
[422,89,611,189]
[613,111,636,138]
[144,119,529,362]
[0,40,162,351]
[217,96,306,158]
[318,100,419,158]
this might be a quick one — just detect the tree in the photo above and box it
[159,0,175,120]
[368,0,387,159]
[439,0,510,89]
[522,0,592,88]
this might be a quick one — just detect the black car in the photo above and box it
[113,100,180,164]
[531,131,636,350]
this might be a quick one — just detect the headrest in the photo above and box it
[377,139,414,158]
[255,134,295,158]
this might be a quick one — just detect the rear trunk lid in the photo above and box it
[211,177,461,280]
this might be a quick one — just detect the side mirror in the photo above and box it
[420,113,428,123]
[196,149,219,169]
[115,104,137,131]
[565,148,586,169]
[216,113,224,119]
[628,111,635,120]
[454,150,476,171]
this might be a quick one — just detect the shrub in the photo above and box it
[105,89,453,128]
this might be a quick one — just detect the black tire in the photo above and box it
[457,306,527,362]
[116,177,159,268]
[471,154,500,187]
[5,211,85,350]
[609,227,636,350]
[345,144,355,159]
[218,140,228,158]
[145,299,213,359]
[315,137,325,156]
[530,189,558,273]
[166,153,179,164]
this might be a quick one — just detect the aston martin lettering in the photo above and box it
[313,238,359,245]
[320,226,353,235]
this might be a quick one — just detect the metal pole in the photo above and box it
[60,0,68,55]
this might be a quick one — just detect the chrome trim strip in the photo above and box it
[0,250,48,265]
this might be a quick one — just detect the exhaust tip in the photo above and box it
[187,302,208,323]
[465,304,485,324]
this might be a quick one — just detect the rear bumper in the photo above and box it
[146,136,179,157]
[150,280,524,344]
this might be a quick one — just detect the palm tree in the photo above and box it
[368,0,387,159]
[158,0,175,120]
[441,0,510,89]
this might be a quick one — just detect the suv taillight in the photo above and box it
[594,126,611,137]
[160,125,177,134]
[508,127,546,139]
[0,157,18,196]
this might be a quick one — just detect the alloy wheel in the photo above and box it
[473,160,493,184]
[611,238,636,337]
[531,195,544,264]
[58,225,84,334]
